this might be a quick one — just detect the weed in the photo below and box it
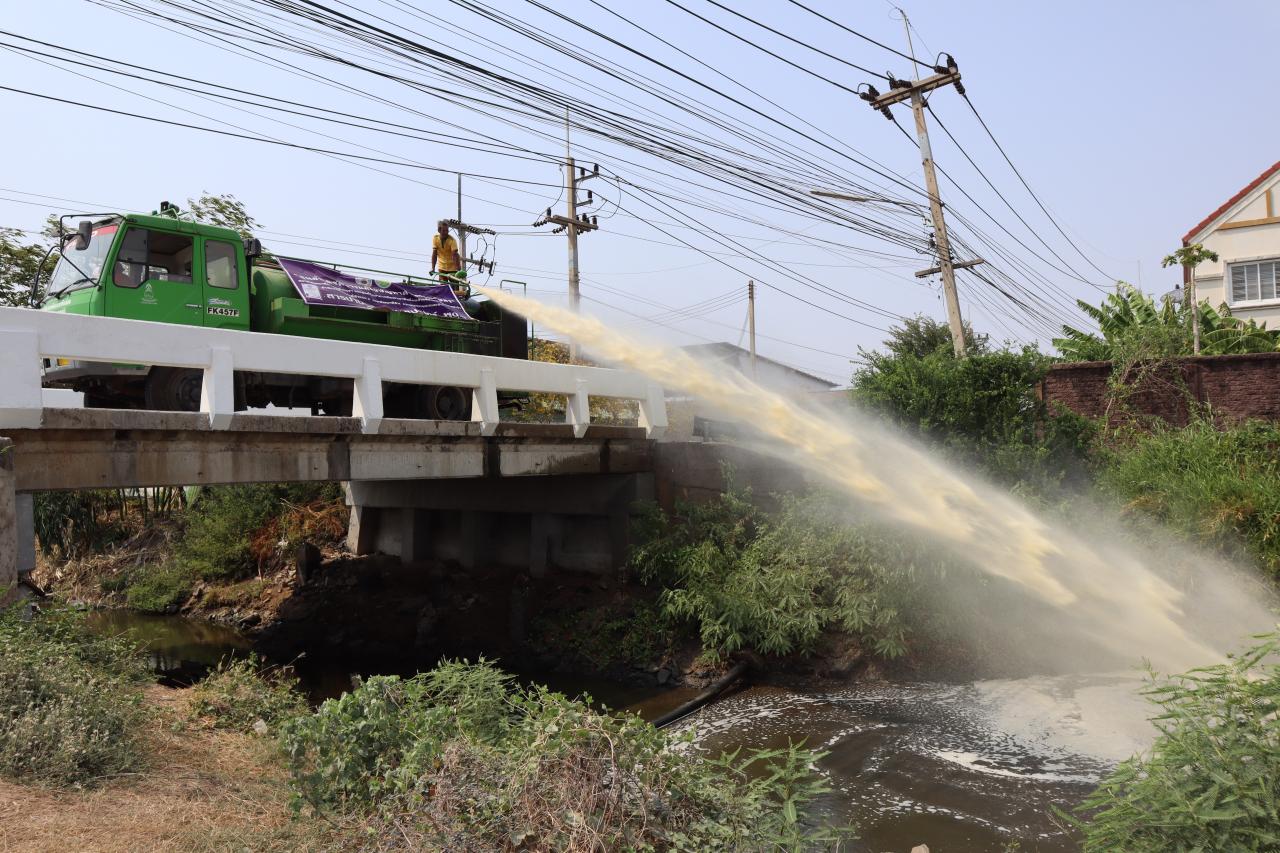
[178,483,340,582]
[125,562,192,613]
[189,655,307,734]
[0,607,147,787]
[1098,418,1280,576]
[1070,630,1280,851]
[280,658,852,851]
[631,484,918,659]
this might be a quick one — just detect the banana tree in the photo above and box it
[1054,283,1278,361]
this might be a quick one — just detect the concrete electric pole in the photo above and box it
[747,280,757,379]
[445,175,497,282]
[533,110,600,361]
[861,56,971,357]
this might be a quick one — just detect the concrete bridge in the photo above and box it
[0,307,669,597]
[0,309,804,599]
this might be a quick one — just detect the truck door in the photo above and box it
[199,238,250,329]
[107,225,202,326]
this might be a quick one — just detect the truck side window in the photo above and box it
[113,227,147,288]
[205,240,239,290]
[113,227,195,288]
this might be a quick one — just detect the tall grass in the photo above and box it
[1097,419,1280,576]
[0,607,149,786]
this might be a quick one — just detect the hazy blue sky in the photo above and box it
[3,1,1277,384]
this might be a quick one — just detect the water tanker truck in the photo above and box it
[35,204,527,419]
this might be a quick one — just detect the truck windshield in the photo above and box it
[46,223,119,299]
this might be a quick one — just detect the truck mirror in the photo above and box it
[73,220,93,251]
[243,237,262,259]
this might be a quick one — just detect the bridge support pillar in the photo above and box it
[345,502,379,556]
[0,438,18,602]
[400,508,432,564]
[529,512,556,579]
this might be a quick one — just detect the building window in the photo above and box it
[1229,259,1280,305]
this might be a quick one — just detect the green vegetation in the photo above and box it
[632,485,916,659]
[0,607,148,786]
[1055,282,1277,360]
[852,317,1095,492]
[281,659,848,851]
[530,598,675,670]
[1097,419,1280,578]
[1072,630,1280,851]
[177,483,340,582]
[189,655,307,733]
[46,482,343,611]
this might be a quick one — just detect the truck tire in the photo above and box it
[144,367,202,412]
[429,385,472,421]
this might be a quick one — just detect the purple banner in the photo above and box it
[277,257,474,321]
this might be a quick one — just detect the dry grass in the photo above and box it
[0,687,332,853]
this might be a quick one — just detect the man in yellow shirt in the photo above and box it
[431,220,463,292]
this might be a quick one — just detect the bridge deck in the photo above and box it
[3,408,652,492]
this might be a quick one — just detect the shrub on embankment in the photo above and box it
[51,482,346,613]
[280,658,848,851]
[630,485,920,660]
[1071,629,1280,851]
[0,607,149,786]
[1096,419,1280,578]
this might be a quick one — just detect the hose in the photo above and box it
[652,661,749,729]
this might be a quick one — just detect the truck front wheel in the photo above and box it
[144,367,202,412]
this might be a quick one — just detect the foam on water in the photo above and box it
[480,286,1278,671]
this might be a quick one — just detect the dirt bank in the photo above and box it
[0,686,325,853]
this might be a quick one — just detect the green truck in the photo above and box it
[36,204,527,419]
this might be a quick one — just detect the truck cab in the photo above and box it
[39,204,527,418]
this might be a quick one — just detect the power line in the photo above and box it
[958,90,1117,283]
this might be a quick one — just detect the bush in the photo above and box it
[852,334,1095,492]
[0,607,147,786]
[1097,418,1280,576]
[124,562,192,613]
[178,483,339,582]
[189,655,307,734]
[630,486,915,659]
[281,659,850,851]
[1072,630,1280,851]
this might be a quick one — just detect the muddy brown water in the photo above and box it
[89,610,1154,851]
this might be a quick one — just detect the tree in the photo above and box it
[0,227,55,307]
[186,192,260,239]
[867,314,988,360]
[1054,283,1276,362]
[1161,243,1220,354]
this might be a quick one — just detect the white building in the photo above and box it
[1183,160,1280,326]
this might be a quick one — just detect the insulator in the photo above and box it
[592,216,598,227]
[592,163,599,175]
[587,190,593,202]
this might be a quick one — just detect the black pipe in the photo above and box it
[652,661,749,729]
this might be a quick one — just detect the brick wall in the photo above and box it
[1041,352,1280,424]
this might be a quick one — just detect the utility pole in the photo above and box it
[443,174,498,282]
[457,173,465,267]
[533,109,600,360]
[747,280,757,379]
[861,56,970,357]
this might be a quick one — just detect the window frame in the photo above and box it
[111,226,197,289]
[1227,257,1280,308]
[204,238,240,290]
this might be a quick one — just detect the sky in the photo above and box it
[2,0,1277,386]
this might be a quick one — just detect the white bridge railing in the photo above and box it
[0,308,667,438]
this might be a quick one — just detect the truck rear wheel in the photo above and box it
[429,385,471,421]
[144,367,202,412]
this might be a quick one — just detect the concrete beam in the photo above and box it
[346,473,654,516]
[5,409,652,492]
